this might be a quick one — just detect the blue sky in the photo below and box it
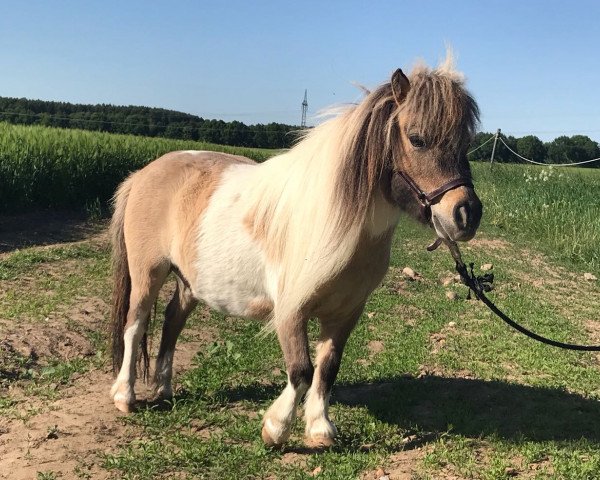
[1,0,599,141]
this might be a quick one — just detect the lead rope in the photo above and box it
[438,239,600,352]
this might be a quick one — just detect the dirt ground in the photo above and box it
[0,312,209,480]
[0,213,215,479]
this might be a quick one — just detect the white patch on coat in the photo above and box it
[192,164,275,316]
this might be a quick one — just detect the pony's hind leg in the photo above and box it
[262,313,313,447]
[111,262,170,413]
[303,311,361,448]
[154,276,198,400]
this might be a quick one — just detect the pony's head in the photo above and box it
[336,55,482,243]
[388,60,482,241]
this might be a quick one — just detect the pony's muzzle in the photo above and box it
[432,188,482,242]
[452,196,482,240]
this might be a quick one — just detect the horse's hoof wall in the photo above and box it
[261,425,284,449]
[154,385,173,401]
[304,435,335,449]
[114,400,135,413]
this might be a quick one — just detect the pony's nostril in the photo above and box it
[454,204,469,230]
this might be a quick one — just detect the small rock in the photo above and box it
[379,476,390,480]
[453,274,462,282]
[310,466,322,476]
[481,263,493,271]
[448,321,456,327]
[402,267,418,280]
[366,312,375,319]
[46,426,59,440]
[446,291,458,301]
[505,466,518,476]
[375,467,386,477]
[441,276,455,286]
[584,272,597,281]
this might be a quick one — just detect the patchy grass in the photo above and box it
[96,219,600,479]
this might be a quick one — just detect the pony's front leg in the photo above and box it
[262,314,313,447]
[304,312,360,448]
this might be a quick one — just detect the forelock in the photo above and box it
[403,64,479,149]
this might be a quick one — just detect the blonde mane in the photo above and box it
[245,58,479,325]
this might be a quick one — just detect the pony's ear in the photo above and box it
[391,68,410,106]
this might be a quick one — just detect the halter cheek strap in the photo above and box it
[395,170,474,219]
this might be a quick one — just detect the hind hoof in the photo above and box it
[114,399,135,413]
[154,385,173,401]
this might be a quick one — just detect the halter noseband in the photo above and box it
[395,170,474,221]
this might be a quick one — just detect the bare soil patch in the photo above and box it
[466,236,511,251]
[0,368,128,480]
[0,218,216,479]
[361,448,424,480]
[0,329,212,479]
[0,210,107,254]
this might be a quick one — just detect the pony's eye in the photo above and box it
[409,135,426,149]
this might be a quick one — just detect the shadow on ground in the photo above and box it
[212,375,600,444]
[0,210,106,253]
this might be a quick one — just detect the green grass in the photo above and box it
[471,161,600,273]
[1,121,597,271]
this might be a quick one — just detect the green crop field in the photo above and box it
[0,125,599,479]
[0,121,279,212]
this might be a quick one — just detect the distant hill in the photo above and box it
[0,96,300,149]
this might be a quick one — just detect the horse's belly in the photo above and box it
[191,167,273,318]
[193,239,270,318]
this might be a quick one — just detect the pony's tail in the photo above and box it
[110,176,134,376]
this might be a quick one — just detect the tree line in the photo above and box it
[2,96,599,162]
[469,132,600,167]
[0,96,300,149]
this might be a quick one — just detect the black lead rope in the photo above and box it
[447,243,600,352]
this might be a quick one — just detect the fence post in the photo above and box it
[489,129,501,170]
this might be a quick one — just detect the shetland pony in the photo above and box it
[109,56,482,447]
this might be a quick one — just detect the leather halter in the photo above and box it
[395,170,474,221]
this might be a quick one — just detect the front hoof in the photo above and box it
[305,418,337,448]
[304,435,336,449]
[261,418,290,448]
